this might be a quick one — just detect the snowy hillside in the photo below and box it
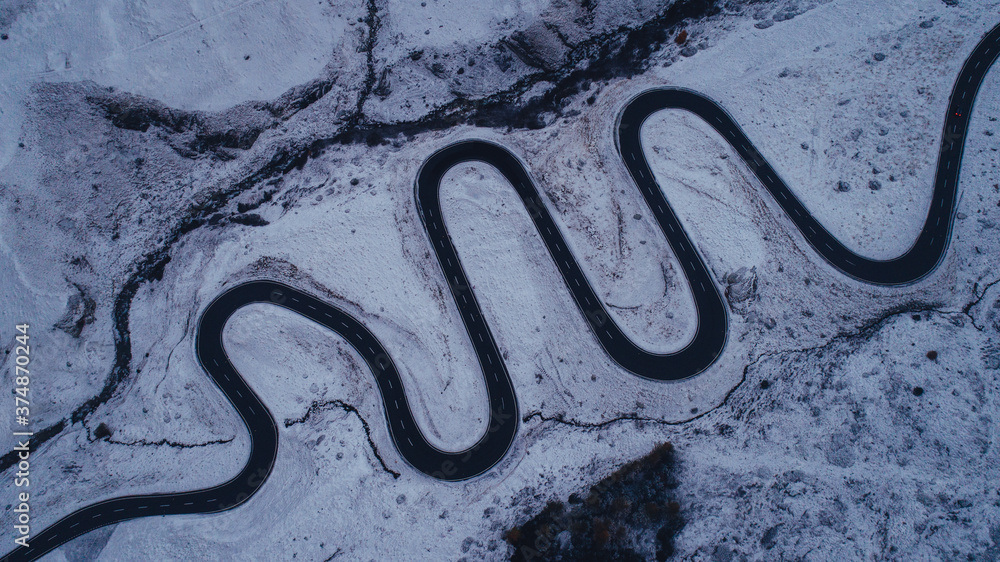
[1,0,999,560]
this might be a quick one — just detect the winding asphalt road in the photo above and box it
[5,20,998,562]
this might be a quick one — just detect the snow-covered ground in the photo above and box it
[1,0,999,559]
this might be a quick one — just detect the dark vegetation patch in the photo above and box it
[87,76,338,160]
[324,0,723,145]
[505,442,683,561]
[229,213,269,227]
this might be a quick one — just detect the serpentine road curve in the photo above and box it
[5,20,997,562]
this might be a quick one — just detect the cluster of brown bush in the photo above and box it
[505,442,684,561]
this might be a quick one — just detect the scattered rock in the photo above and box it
[824,434,856,468]
[680,46,698,57]
[374,67,392,98]
[94,422,113,440]
[724,267,758,313]
[869,179,882,191]
[873,52,886,62]
[54,285,97,338]
[919,20,934,29]
[836,180,851,192]
[760,524,781,548]
[493,50,512,72]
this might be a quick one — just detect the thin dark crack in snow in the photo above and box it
[523,348,761,430]
[285,399,401,479]
[524,299,983,431]
[963,274,1000,331]
[84,423,235,449]
[99,436,234,449]
[322,548,345,561]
